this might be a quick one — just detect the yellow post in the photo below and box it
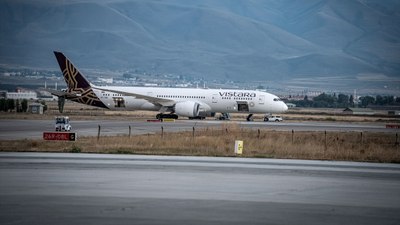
[162,118,175,122]
[234,140,243,155]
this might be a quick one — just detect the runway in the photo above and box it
[0,119,395,140]
[1,152,399,225]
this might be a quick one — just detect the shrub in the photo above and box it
[70,145,81,153]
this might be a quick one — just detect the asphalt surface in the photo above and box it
[1,153,400,225]
[0,119,396,140]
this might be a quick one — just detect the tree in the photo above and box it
[16,99,21,112]
[40,100,47,113]
[375,95,383,105]
[359,96,375,108]
[385,96,395,105]
[0,99,5,111]
[7,99,15,112]
[375,95,395,105]
[313,93,335,107]
[349,95,354,107]
[21,99,28,112]
[288,99,311,107]
[314,93,335,104]
[312,100,328,108]
[337,94,349,107]
[123,73,133,79]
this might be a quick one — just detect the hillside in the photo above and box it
[0,0,399,92]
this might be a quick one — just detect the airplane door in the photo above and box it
[112,97,125,108]
[212,94,218,103]
[237,101,249,112]
[259,95,265,104]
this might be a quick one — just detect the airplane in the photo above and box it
[48,51,288,121]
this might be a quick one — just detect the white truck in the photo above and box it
[55,116,72,131]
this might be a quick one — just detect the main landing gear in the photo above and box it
[156,113,178,120]
[246,114,254,121]
[188,116,206,120]
[216,113,231,120]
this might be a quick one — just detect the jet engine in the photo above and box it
[174,101,200,117]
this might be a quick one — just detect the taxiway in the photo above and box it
[1,152,399,225]
[0,119,395,140]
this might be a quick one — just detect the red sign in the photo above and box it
[43,132,77,141]
[386,124,400,129]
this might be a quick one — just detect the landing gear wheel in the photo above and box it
[156,113,178,120]
[246,114,254,121]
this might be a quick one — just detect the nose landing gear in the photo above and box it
[246,114,254,121]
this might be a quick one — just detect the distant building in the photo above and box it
[3,88,37,100]
[368,106,400,116]
[343,108,375,115]
[37,90,57,101]
[369,105,400,111]
[28,103,44,114]
[0,90,6,98]
[286,103,296,108]
[388,111,400,116]
[143,83,158,87]
[97,77,113,84]
[287,95,306,101]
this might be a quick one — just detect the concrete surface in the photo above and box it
[0,119,395,140]
[1,153,400,225]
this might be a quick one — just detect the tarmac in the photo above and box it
[0,119,395,140]
[1,152,400,225]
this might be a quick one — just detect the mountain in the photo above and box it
[0,0,399,92]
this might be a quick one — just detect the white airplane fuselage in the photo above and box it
[94,86,288,114]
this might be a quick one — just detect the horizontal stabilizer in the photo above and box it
[39,88,77,98]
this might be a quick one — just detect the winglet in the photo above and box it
[53,51,91,90]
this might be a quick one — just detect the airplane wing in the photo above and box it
[93,87,175,107]
[39,88,78,98]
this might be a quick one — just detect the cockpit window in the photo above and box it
[273,98,282,102]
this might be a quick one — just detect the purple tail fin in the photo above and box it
[53,51,91,90]
[53,51,108,109]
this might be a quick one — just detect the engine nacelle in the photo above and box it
[174,101,200,117]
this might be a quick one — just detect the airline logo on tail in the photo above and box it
[53,51,108,109]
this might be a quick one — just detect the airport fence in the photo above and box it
[91,123,400,162]
[94,123,399,147]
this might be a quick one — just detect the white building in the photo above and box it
[28,103,44,114]
[98,77,113,84]
[4,89,37,100]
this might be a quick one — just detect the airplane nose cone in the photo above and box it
[282,102,288,112]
